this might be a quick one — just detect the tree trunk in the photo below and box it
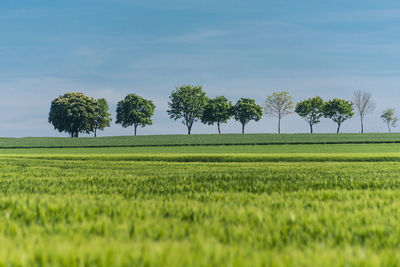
[242,124,245,134]
[74,132,79,138]
[309,122,313,134]
[337,123,341,134]
[387,123,391,133]
[360,116,364,133]
[217,122,221,134]
[278,117,281,134]
[134,125,138,136]
[187,125,192,135]
[94,128,97,138]
[71,132,74,138]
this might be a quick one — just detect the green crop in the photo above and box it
[0,145,400,266]
[1,134,400,266]
[0,142,400,155]
[2,132,400,148]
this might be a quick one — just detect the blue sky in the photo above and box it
[1,0,400,137]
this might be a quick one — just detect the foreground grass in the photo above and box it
[3,133,400,148]
[1,150,400,266]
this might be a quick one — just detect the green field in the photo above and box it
[3,133,400,148]
[2,142,400,155]
[2,134,400,266]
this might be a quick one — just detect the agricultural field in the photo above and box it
[1,134,400,266]
[2,132,400,148]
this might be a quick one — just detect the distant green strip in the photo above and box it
[7,153,400,162]
[2,133,400,148]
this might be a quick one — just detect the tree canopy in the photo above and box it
[167,85,209,135]
[323,98,354,133]
[116,94,155,136]
[201,96,233,134]
[295,96,325,134]
[264,91,294,134]
[48,92,97,138]
[381,108,399,133]
[232,98,263,134]
[93,98,112,137]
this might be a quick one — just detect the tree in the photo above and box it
[116,94,155,136]
[201,96,233,134]
[323,98,354,134]
[48,92,97,138]
[353,91,375,133]
[232,98,263,134]
[263,91,294,134]
[93,98,112,137]
[167,85,208,135]
[295,96,325,134]
[381,108,399,133]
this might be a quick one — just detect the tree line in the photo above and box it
[48,86,398,137]
[48,93,155,138]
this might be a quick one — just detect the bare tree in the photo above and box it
[264,91,294,134]
[352,91,375,133]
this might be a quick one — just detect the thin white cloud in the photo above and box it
[158,29,229,43]
[72,47,113,67]
[309,9,400,23]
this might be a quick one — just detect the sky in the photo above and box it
[1,0,400,137]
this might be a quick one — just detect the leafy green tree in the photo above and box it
[116,94,155,136]
[232,98,263,134]
[381,108,399,133]
[201,96,233,134]
[264,91,294,134]
[295,96,325,134]
[48,92,97,138]
[93,98,112,137]
[323,98,354,133]
[167,85,208,135]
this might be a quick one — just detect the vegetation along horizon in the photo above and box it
[48,87,397,138]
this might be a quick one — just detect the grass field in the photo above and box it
[3,132,400,148]
[1,134,400,266]
[1,142,400,155]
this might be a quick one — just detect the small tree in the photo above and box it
[232,98,263,134]
[295,96,325,134]
[353,91,375,133]
[48,92,97,138]
[201,96,233,134]
[263,91,294,134]
[116,94,155,136]
[93,98,112,137]
[167,85,208,135]
[323,98,354,133]
[381,108,399,133]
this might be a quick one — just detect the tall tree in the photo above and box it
[167,85,208,135]
[232,98,263,134]
[93,98,112,137]
[295,96,325,134]
[381,108,399,133]
[201,96,233,134]
[116,94,155,136]
[353,91,375,133]
[48,92,97,138]
[323,98,354,133]
[263,91,294,134]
